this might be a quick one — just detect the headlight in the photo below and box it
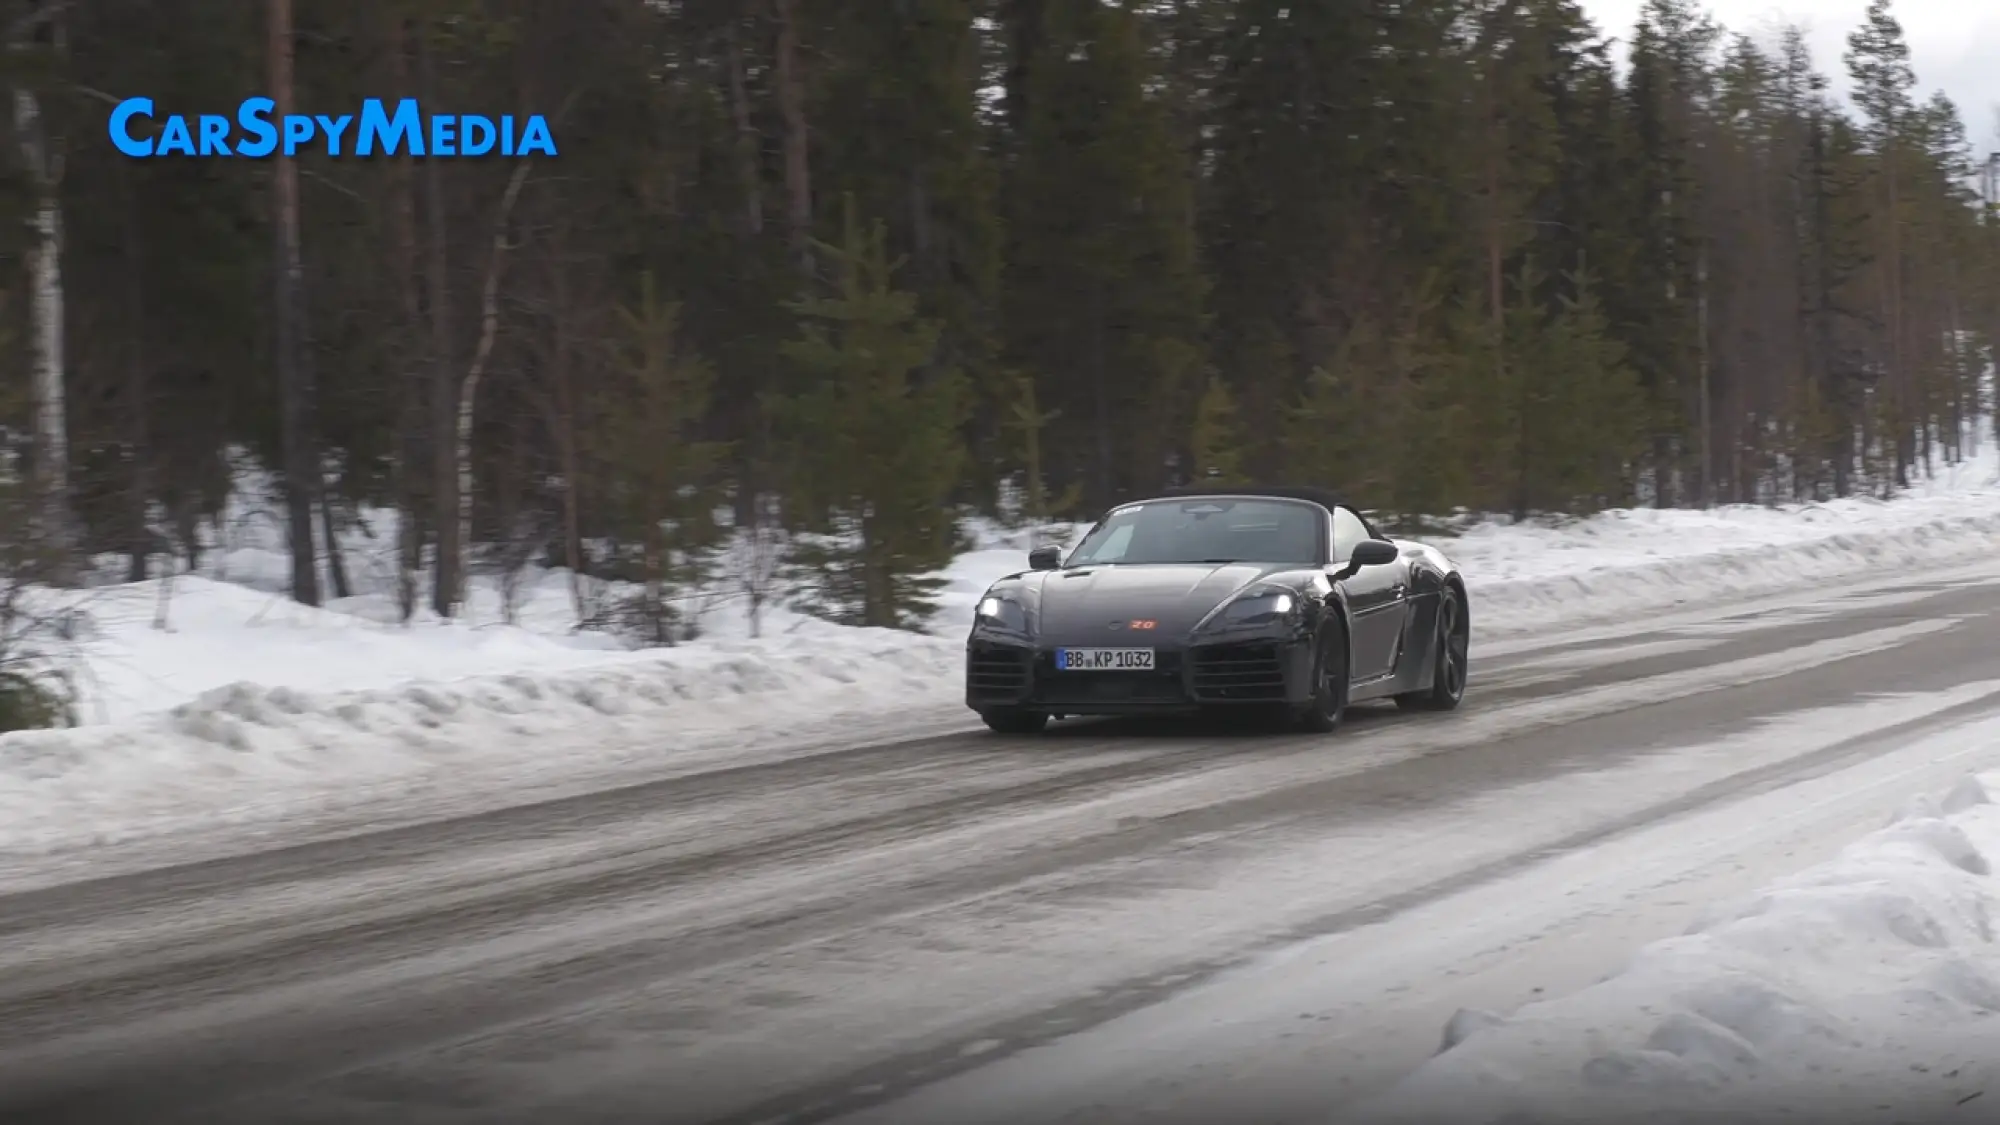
[975,593,1029,632]
[1222,589,1296,622]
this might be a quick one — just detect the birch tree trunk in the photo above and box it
[23,160,68,558]
[10,38,73,580]
[451,162,533,617]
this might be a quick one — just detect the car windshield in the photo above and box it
[1065,498,1323,567]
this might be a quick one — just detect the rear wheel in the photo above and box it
[1396,584,1468,712]
[1296,623,1349,734]
[981,708,1050,735]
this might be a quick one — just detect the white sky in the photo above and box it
[1576,0,2000,152]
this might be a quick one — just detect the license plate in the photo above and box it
[1055,647,1155,671]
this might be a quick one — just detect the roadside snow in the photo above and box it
[2,442,1999,863]
[3,615,968,861]
[1351,770,2000,1125]
[1449,448,2000,634]
[63,577,636,725]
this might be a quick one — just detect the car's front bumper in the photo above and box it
[965,635,1315,716]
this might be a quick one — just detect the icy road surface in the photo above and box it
[7,565,2000,1124]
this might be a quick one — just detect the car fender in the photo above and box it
[1384,539,1464,692]
[1308,570,1356,664]
[1390,539,1458,588]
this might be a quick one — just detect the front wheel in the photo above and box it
[1396,584,1469,712]
[981,708,1050,735]
[1296,623,1349,734]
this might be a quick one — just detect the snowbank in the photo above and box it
[1351,772,2000,1125]
[2,612,968,860]
[60,577,634,725]
[1454,456,2000,634]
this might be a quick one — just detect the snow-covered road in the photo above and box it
[5,563,2000,1125]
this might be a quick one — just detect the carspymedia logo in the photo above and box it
[110,96,557,158]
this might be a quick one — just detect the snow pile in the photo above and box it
[1,609,966,858]
[1443,445,2000,634]
[58,577,634,725]
[1351,773,2000,1125]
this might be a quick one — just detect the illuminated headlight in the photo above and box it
[1224,590,1296,620]
[976,594,1028,631]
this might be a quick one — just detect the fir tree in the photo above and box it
[1521,266,1647,512]
[603,271,729,645]
[774,197,971,630]
[1001,368,1082,542]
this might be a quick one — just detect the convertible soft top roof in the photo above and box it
[1137,483,1350,513]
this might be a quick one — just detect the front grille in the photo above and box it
[967,642,1031,701]
[1189,642,1289,701]
[1033,650,1187,706]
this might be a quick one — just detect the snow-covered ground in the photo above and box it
[1354,769,2000,1125]
[2,444,1999,865]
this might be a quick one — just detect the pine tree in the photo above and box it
[1281,301,1455,522]
[1624,0,1721,506]
[1521,266,1647,511]
[604,272,729,645]
[1845,0,1920,486]
[1000,368,1082,542]
[774,197,971,630]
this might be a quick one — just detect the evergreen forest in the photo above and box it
[5,0,1999,633]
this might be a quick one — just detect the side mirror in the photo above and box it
[1028,545,1063,571]
[1348,539,1400,568]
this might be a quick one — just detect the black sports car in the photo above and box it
[964,485,1470,734]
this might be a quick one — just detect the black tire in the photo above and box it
[1396,583,1469,712]
[1296,621,1349,734]
[981,708,1050,735]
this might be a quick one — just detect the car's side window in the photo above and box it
[1331,506,1371,563]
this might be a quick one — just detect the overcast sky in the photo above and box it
[1575,0,2000,151]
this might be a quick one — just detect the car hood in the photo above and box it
[1036,562,1282,635]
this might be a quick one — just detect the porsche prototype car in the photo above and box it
[965,486,1469,734]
